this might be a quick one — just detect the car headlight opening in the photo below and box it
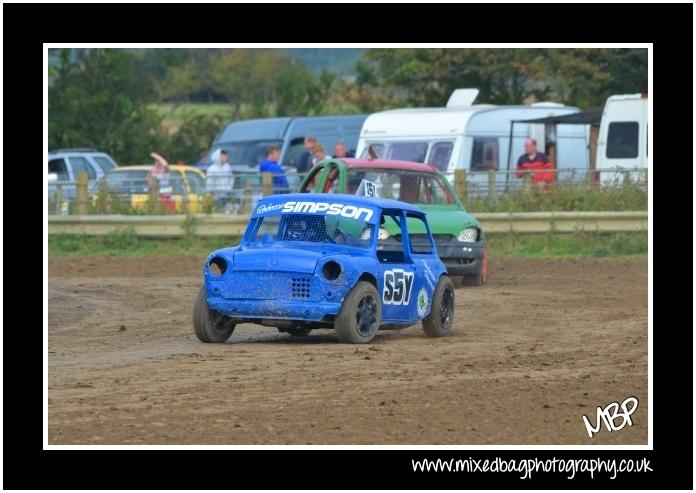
[208,257,227,276]
[322,260,341,281]
[457,227,479,242]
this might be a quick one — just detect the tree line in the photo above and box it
[48,48,647,165]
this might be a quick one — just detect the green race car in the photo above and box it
[299,158,488,285]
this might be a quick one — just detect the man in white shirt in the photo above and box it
[206,149,233,211]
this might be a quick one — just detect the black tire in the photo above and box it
[193,286,236,343]
[334,281,381,344]
[284,327,312,337]
[423,276,455,337]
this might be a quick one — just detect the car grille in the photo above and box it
[291,277,311,298]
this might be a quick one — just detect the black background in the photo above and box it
[3,2,692,489]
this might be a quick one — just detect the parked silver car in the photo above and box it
[48,148,119,200]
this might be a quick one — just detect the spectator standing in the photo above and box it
[206,149,234,210]
[313,144,329,163]
[147,152,176,213]
[516,138,554,189]
[333,141,347,159]
[296,136,317,173]
[259,145,289,194]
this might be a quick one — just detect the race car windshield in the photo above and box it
[337,169,455,205]
[252,214,374,248]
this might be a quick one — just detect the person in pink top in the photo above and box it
[147,152,176,212]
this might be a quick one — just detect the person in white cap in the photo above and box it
[206,149,234,211]
[147,152,176,212]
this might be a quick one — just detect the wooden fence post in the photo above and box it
[454,169,467,205]
[149,179,160,214]
[76,172,88,215]
[95,178,107,214]
[55,183,63,215]
[182,184,190,215]
[242,183,252,214]
[262,172,273,196]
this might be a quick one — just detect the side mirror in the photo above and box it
[48,173,58,182]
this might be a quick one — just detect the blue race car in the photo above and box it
[193,193,455,344]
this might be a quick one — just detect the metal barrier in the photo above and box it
[48,211,648,237]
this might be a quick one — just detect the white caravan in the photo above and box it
[595,93,648,184]
[355,89,589,193]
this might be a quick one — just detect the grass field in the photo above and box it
[48,230,648,260]
[466,184,647,212]
[149,103,235,133]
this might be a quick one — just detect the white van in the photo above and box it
[595,94,648,184]
[355,89,589,192]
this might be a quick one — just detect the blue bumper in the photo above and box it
[207,296,342,321]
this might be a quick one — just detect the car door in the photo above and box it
[68,155,99,195]
[403,212,439,321]
[48,157,71,200]
[376,209,418,323]
[185,170,206,213]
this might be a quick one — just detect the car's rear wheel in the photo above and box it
[193,286,236,343]
[423,276,455,337]
[334,281,381,344]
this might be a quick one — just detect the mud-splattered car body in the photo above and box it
[194,193,455,343]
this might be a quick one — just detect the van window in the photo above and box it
[606,122,639,158]
[48,158,69,181]
[284,137,306,168]
[361,143,386,159]
[216,140,283,166]
[427,142,453,171]
[386,142,428,163]
[69,156,97,179]
[471,138,498,170]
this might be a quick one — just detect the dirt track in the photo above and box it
[48,256,648,445]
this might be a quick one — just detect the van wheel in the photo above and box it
[423,276,455,337]
[335,281,381,344]
[193,286,235,343]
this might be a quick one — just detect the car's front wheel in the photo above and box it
[423,276,455,337]
[193,286,236,343]
[334,281,382,344]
